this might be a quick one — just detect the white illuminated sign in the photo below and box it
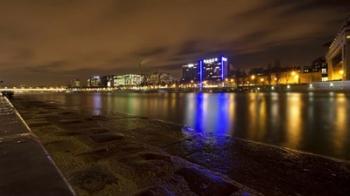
[222,57,228,62]
[187,63,194,68]
[203,58,218,64]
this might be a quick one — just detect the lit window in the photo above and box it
[347,35,350,39]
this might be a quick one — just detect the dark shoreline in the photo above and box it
[11,96,350,196]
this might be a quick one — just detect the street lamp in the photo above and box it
[250,75,256,86]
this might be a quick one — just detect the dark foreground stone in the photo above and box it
[134,186,174,196]
[89,133,124,143]
[176,167,240,196]
[69,165,118,194]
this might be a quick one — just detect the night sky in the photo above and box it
[0,0,349,85]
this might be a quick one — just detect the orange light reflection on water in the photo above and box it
[285,93,302,148]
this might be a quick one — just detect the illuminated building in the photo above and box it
[200,56,228,82]
[182,63,200,82]
[158,73,175,85]
[326,17,350,80]
[101,75,114,87]
[144,73,175,85]
[71,79,81,88]
[299,57,328,83]
[87,76,102,87]
[113,75,125,86]
[181,56,229,84]
[113,74,143,87]
[303,57,327,73]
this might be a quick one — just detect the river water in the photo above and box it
[20,92,350,160]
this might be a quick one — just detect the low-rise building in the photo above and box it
[145,72,175,85]
[113,74,143,87]
[299,57,327,83]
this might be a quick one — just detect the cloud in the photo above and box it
[0,0,349,85]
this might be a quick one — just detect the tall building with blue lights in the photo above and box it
[200,56,228,82]
[182,56,229,83]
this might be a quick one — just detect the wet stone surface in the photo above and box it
[134,186,174,196]
[69,165,118,193]
[176,167,240,196]
[89,133,124,143]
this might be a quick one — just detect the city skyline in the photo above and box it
[0,0,350,85]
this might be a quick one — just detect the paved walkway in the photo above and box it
[0,96,74,196]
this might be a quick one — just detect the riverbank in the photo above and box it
[4,80,350,94]
[11,95,350,196]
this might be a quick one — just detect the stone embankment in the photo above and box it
[0,96,75,195]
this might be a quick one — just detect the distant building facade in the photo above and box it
[101,75,114,87]
[146,72,175,85]
[113,74,143,87]
[182,63,200,82]
[326,17,350,81]
[87,76,102,87]
[300,57,328,83]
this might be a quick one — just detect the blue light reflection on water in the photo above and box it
[184,93,233,137]
[92,93,102,115]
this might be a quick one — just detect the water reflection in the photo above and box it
[27,92,350,160]
[92,93,102,115]
[184,93,234,136]
[285,93,302,148]
[334,93,347,154]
